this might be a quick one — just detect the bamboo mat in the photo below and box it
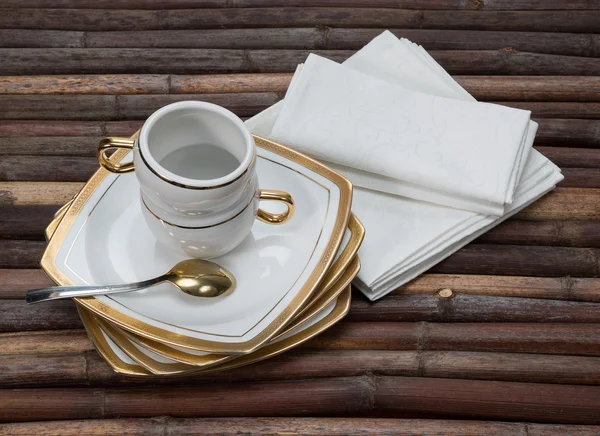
[1,1,600,433]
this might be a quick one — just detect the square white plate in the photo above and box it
[43,136,352,354]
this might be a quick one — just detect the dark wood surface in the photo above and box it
[1,1,600,434]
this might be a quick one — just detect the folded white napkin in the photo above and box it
[264,43,532,216]
[246,31,563,300]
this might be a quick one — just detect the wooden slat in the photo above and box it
[0,205,59,239]
[0,300,80,332]
[0,354,87,387]
[86,28,325,49]
[420,351,600,385]
[517,188,600,221]
[1,376,599,423]
[2,0,599,9]
[3,49,600,76]
[328,29,600,57]
[2,75,600,102]
[0,156,98,182]
[305,320,597,356]
[0,29,83,48]
[0,387,105,422]
[0,93,279,120]
[395,274,600,302]
[0,240,45,268]
[2,377,371,422]
[376,376,600,424]
[4,418,600,436]
[80,29,600,58]
[535,119,600,147]
[79,28,600,59]
[0,137,100,156]
[0,330,92,355]
[477,220,600,247]
[233,0,600,9]
[423,323,600,356]
[536,147,600,168]
[529,102,600,119]
[458,77,600,101]
[0,95,117,121]
[0,75,168,95]
[0,48,250,75]
[158,9,600,32]
[0,0,227,8]
[0,270,55,299]
[347,294,600,323]
[0,182,82,205]
[493,102,600,119]
[0,9,160,31]
[0,121,105,136]
[431,244,600,277]
[316,314,597,355]
[0,417,526,436]
[4,348,600,388]
[561,168,600,188]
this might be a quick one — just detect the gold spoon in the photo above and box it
[26,259,236,304]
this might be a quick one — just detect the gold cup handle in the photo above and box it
[97,137,136,174]
[257,190,295,225]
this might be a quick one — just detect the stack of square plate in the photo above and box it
[42,135,363,376]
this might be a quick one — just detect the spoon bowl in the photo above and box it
[167,259,236,298]
[26,259,236,304]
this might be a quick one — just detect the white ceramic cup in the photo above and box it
[97,101,294,258]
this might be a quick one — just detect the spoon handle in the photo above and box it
[26,276,166,304]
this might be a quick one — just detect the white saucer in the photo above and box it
[43,136,352,354]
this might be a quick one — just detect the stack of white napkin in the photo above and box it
[246,31,563,300]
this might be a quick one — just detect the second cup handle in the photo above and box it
[257,190,295,225]
[98,137,136,174]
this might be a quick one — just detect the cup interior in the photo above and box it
[143,102,250,183]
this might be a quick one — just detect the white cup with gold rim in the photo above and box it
[97,101,294,259]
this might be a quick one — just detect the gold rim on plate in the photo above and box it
[46,202,362,368]
[96,257,358,375]
[41,134,354,354]
[85,285,352,377]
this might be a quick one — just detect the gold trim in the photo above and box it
[123,328,230,367]
[195,285,352,374]
[273,256,359,339]
[123,223,362,365]
[94,257,356,374]
[99,317,193,375]
[47,203,361,367]
[81,285,352,376]
[256,190,295,224]
[55,145,331,340]
[138,137,257,190]
[141,192,256,229]
[298,214,364,317]
[97,137,135,174]
[141,187,296,230]
[76,305,149,376]
[100,257,360,375]
[41,134,353,354]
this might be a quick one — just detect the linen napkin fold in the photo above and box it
[268,52,532,216]
[245,31,563,300]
